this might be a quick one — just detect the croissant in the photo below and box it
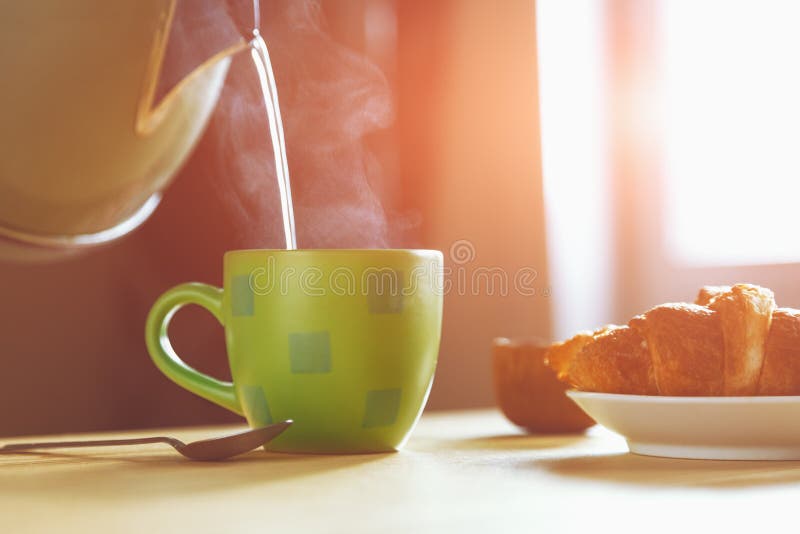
[547,283,800,396]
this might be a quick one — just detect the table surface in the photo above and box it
[2,409,800,533]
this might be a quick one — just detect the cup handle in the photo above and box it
[144,282,242,415]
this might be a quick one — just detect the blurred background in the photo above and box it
[2,0,799,437]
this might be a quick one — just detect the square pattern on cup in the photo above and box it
[289,331,331,373]
[362,388,402,428]
[232,274,254,317]
[366,269,404,314]
[241,384,273,426]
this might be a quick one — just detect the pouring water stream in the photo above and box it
[248,0,297,250]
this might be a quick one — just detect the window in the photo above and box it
[661,0,800,266]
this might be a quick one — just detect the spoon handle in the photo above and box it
[0,436,182,453]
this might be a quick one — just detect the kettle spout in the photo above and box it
[136,0,250,137]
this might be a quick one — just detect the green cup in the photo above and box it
[145,249,443,453]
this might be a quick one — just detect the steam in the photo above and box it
[172,0,395,248]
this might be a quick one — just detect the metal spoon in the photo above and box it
[0,420,292,461]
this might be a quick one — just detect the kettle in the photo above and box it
[0,0,249,254]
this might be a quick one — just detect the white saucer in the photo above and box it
[567,391,800,460]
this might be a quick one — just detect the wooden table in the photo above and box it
[2,409,799,533]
